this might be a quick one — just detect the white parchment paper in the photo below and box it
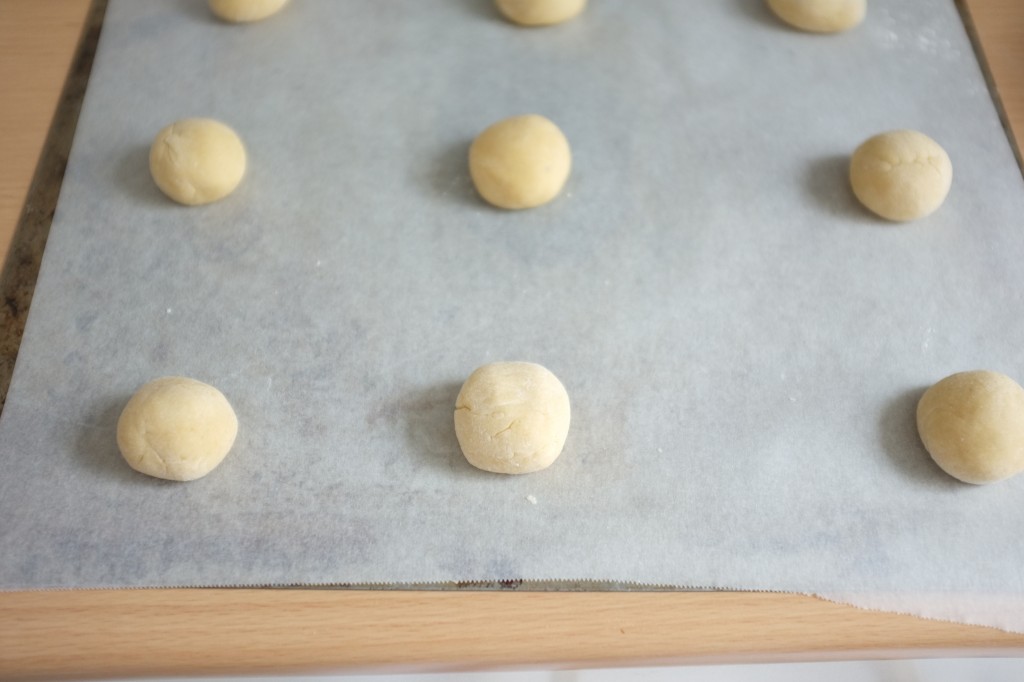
[2,0,1024,632]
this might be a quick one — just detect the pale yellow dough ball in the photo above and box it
[117,376,239,481]
[767,0,866,33]
[149,118,247,206]
[469,114,572,210]
[849,130,953,222]
[916,371,1024,485]
[454,362,571,474]
[209,0,290,23]
[496,0,587,26]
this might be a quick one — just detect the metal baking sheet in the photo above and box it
[2,0,1024,632]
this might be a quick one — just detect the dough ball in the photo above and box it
[149,118,247,206]
[469,114,572,210]
[766,0,866,33]
[496,0,587,26]
[454,362,571,474]
[117,376,239,481]
[849,130,953,222]
[209,0,290,23]
[916,371,1024,485]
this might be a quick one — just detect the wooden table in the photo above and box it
[2,1,1023,678]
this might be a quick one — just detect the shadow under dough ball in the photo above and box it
[766,0,866,33]
[117,376,239,481]
[454,362,571,474]
[916,370,1024,484]
[469,114,572,210]
[149,118,247,206]
[495,0,588,26]
[849,130,953,221]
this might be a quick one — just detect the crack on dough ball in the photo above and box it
[849,130,952,222]
[766,0,866,33]
[454,362,571,474]
[209,0,290,23]
[117,376,239,481]
[916,370,1024,485]
[495,0,587,26]
[149,118,247,206]
[469,114,572,210]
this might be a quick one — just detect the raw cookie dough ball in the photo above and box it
[149,118,247,206]
[454,362,571,474]
[766,0,866,33]
[496,0,587,26]
[469,114,572,210]
[209,0,290,23]
[117,376,239,481]
[916,370,1024,485]
[849,130,953,221]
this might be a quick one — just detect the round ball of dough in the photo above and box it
[496,0,587,26]
[916,370,1024,485]
[149,118,247,206]
[469,114,571,210]
[849,130,953,222]
[766,0,866,33]
[454,362,571,474]
[117,376,239,481]
[209,0,290,23]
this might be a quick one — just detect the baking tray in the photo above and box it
[2,0,1023,633]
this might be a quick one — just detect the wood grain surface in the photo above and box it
[2,589,1023,680]
[0,0,92,264]
[961,0,1024,160]
[1,1,1023,678]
